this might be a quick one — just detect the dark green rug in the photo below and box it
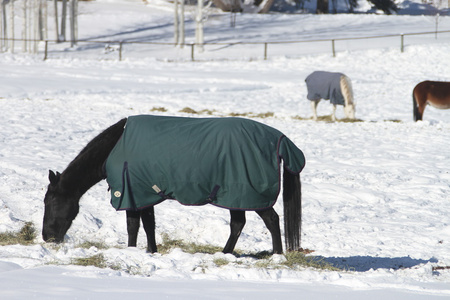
[105,115,305,211]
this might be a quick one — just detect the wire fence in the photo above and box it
[2,29,450,61]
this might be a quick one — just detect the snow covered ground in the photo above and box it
[0,0,449,298]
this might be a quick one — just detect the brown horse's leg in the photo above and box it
[413,93,425,121]
[417,102,427,121]
[413,92,421,121]
[223,210,246,254]
[140,207,157,253]
[126,210,140,247]
[256,208,282,254]
[413,82,428,121]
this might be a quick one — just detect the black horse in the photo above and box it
[42,116,304,254]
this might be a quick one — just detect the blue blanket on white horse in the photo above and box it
[105,115,305,211]
[305,71,345,105]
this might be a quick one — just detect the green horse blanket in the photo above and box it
[105,115,305,211]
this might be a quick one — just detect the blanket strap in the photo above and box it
[152,185,169,199]
[207,185,221,202]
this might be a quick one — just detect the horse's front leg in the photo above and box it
[310,100,320,121]
[126,210,140,247]
[256,208,282,254]
[416,103,426,121]
[140,206,157,253]
[223,210,246,254]
[331,104,337,121]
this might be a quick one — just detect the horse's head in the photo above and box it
[42,170,80,243]
[344,104,356,119]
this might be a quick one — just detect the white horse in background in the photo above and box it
[305,71,355,121]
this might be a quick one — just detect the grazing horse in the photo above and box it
[42,115,305,254]
[412,81,450,121]
[305,71,355,121]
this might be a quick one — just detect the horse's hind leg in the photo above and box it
[126,210,140,247]
[256,208,282,254]
[222,210,246,254]
[140,207,157,253]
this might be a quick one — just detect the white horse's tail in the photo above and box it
[340,75,355,119]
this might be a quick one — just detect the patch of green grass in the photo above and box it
[227,111,275,118]
[157,235,338,271]
[255,260,272,268]
[384,119,402,123]
[150,106,168,112]
[157,234,186,254]
[254,112,274,118]
[0,232,17,246]
[315,115,334,122]
[281,251,339,271]
[0,222,37,246]
[338,117,364,123]
[228,111,251,117]
[19,222,36,243]
[77,240,108,250]
[71,254,121,270]
[246,251,273,260]
[179,107,217,115]
[158,234,223,255]
[244,250,338,271]
[179,107,198,114]
[189,243,223,254]
[66,237,338,272]
[292,115,364,123]
[72,254,107,268]
[148,107,373,124]
[292,115,311,121]
[158,106,280,119]
[199,109,215,115]
[213,258,229,267]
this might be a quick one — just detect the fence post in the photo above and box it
[400,34,404,53]
[44,41,48,60]
[191,44,195,61]
[264,43,268,60]
[119,42,123,61]
[331,39,336,57]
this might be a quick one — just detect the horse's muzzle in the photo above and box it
[42,232,63,243]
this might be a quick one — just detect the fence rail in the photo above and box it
[2,29,450,61]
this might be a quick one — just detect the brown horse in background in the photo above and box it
[413,81,450,121]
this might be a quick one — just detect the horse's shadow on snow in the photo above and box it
[319,256,438,272]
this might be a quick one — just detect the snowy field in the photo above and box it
[0,0,450,298]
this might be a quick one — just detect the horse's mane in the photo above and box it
[340,75,354,106]
[63,118,127,186]
[69,118,127,165]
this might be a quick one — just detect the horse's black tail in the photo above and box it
[283,169,302,252]
[412,91,420,121]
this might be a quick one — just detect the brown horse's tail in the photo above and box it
[283,170,302,251]
[412,90,421,121]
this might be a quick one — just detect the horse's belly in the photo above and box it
[428,101,450,109]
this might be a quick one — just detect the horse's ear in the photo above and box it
[48,170,61,185]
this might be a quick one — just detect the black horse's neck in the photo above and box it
[59,118,127,199]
